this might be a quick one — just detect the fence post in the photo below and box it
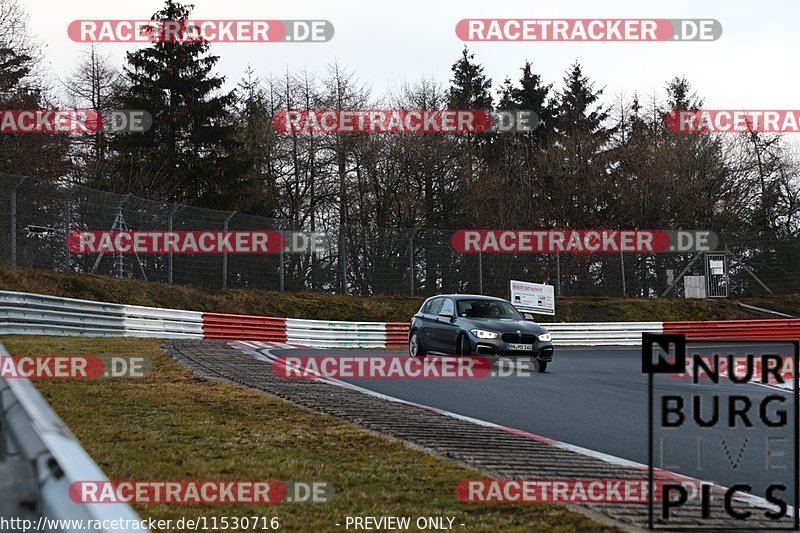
[222,211,236,289]
[620,249,627,297]
[64,190,71,270]
[555,252,561,296]
[167,204,177,284]
[340,227,347,294]
[409,234,414,296]
[9,177,25,266]
[478,251,483,294]
[279,244,285,292]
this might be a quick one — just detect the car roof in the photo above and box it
[426,294,508,302]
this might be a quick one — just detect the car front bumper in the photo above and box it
[471,337,554,362]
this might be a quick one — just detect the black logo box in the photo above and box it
[642,333,799,531]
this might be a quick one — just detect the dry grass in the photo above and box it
[1,335,619,532]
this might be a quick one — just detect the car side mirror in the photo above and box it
[522,313,536,321]
[439,309,454,319]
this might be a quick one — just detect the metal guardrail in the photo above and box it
[0,290,669,347]
[0,291,203,339]
[285,318,390,348]
[14,289,798,347]
[0,343,149,532]
[545,322,664,346]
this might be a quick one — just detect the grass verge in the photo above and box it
[2,265,798,322]
[1,336,618,532]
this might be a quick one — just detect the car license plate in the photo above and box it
[506,343,533,351]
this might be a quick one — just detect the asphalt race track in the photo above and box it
[270,343,798,509]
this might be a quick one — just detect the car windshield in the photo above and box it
[457,299,523,319]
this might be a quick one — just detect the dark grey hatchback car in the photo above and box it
[408,294,554,372]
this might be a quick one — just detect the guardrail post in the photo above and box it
[222,211,237,289]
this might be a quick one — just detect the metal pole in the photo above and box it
[64,191,71,270]
[340,227,347,294]
[620,249,627,297]
[222,211,236,289]
[279,244,284,292]
[555,252,561,296]
[8,177,25,267]
[9,188,16,267]
[167,205,177,284]
[409,235,415,296]
[478,251,483,294]
[116,203,123,278]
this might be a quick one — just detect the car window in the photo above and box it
[439,298,454,316]
[426,298,444,316]
[457,299,523,319]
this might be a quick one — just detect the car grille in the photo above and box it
[501,333,539,344]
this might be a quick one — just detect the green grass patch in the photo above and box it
[1,336,618,532]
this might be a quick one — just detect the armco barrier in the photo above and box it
[202,313,287,342]
[0,343,149,532]
[663,319,800,340]
[382,322,664,347]
[2,289,799,347]
[286,318,387,349]
[545,322,663,346]
[386,322,409,348]
[0,291,202,339]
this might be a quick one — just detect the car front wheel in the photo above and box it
[409,332,427,357]
[535,360,548,373]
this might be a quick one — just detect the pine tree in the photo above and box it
[497,61,554,146]
[110,0,243,207]
[448,47,493,110]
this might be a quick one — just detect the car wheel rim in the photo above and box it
[409,335,418,356]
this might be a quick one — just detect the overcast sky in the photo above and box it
[24,0,800,110]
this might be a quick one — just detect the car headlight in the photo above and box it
[538,332,552,342]
[470,329,499,339]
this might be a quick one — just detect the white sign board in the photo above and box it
[684,275,707,299]
[510,280,555,316]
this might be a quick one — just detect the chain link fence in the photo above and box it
[1,173,799,298]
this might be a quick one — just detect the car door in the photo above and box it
[432,298,460,353]
[418,297,443,349]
